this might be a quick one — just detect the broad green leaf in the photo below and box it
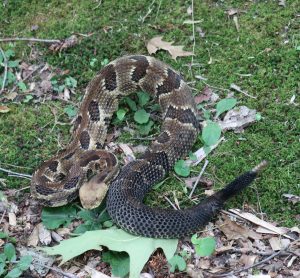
[4,267,22,278]
[44,229,178,278]
[102,251,129,277]
[16,256,32,271]
[101,58,109,66]
[137,91,150,107]
[64,105,78,118]
[4,49,15,58]
[4,243,16,262]
[65,77,77,88]
[174,160,190,177]
[168,255,186,272]
[188,152,197,161]
[6,72,16,84]
[90,58,98,67]
[134,109,150,124]
[41,206,77,229]
[255,113,262,121]
[203,109,211,120]
[201,122,221,146]
[23,95,33,103]
[125,97,137,111]
[17,82,27,92]
[192,236,216,257]
[216,98,237,117]
[7,60,20,68]
[0,262,5,276]
[0,232,8,239]
[138,120,154,135]
[117,109,127,121]
[0,253,6,263]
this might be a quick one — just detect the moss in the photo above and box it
[0,0,299,226]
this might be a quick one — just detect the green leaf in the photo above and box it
[174,160,190,177]
[137,91,150,107]
[134,109,150,124]
[117,109,127,121]
[255,113,262,121]
[0,262,5,276]
[192,235,216,257]
[16,256,32,271]
[90,58,98,67]
[188,152,197,161]
[41,206,77,229]
[44,229,178,278]
[17,82,27,92]
[4,243,16,262]
[6,72,16,84]
[102,251,130,277]
[203,109,211,120]
[125,97,137,111]
[65,77,77,88]
[4,49,15,58]
[138,120,154,135]
[216,98,237,117]
[0,232,8,239]
[168,255,186,272]
[201,122,221,146]
[4,267,22,278]
[23,95,33,103]
[64,105,78,118]
[7,60,20,68]
[101,58,109,66]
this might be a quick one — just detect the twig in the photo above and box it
[230,83,257,99]
[164,196,178,210]
[0,167,32,178]
[140,0,156,23]
[0,47,8,93]
[202,81,230,93]
[0,37,61,44]
[189,160,209,198]
[211,248,287,277]
[8,174,32,180]
[190,0,196,67]
[0,210,6,225]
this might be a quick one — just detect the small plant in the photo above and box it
[191,234,216,257]
[115,91,158,136]
[0,235,32,278]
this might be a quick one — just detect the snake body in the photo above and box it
[31,55,266,238]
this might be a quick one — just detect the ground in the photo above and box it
[0,0,299,277]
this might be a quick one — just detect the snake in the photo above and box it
[31,55,267,238]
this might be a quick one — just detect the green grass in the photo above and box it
[1,0,299,226]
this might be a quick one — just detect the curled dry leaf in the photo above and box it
[28,224,40,247]
[194,86,213,104]
[37,223,52,246]
[282,193,299,204]
[218,106,257,132]
[218,216,262,240]
[49,35,79,52]
[147,36,193,60]
[0,105,10,113]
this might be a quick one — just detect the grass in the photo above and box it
[0,0,299,227]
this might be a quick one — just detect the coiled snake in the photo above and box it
[31,55,266,238]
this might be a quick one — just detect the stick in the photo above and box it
[0,47,8,93]
[189,159,209,198]
[0,37,61,44]
[230,83,257,99]
[0,210,6,225]
[0,167,32,178]
[164,196,178,210]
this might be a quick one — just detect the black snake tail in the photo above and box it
[214,160,268,202]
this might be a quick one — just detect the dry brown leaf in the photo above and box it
[229,209,290,238]
[146,36,193,60]
[282,193,300,204]
[8,212,16,226]
[219,217,262,240]
[37,223,52,245]
[0,105,10,113]
[240,254,257,268]
[28,224,40,247]
[4,92,18,100]
[194,86,213,104]
[49,35,79,52]
[269,237,281,251]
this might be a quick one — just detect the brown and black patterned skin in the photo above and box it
[31,55,266,238]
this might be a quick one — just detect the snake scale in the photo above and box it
[31,55,266,238]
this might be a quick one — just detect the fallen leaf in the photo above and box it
[269,237,281,251]
[187,6,192,15]
[278,0,286,7]
[229,209,290,238]
[219,217,262,240]
[44,229,178,278]
[147,36,193,60]
[49,35,79,52]
[240,254,257,268]
[282,193,299,204]
[0,105,10,113]
[227,8,238,16]
[37,223,52,246]
[4,92,17,100]
[27,225,40,247]
[84,266,111,278]
[194,86,213,104]
[8,212,16,226]
[218,106,257,132]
